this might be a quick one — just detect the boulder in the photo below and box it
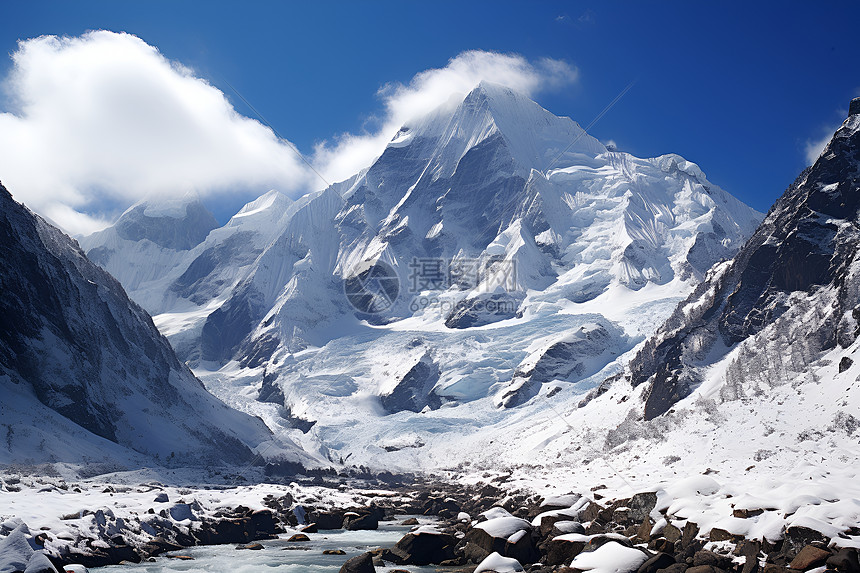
[194,518,252,545]
[544,538,586,566]
[783,527,827,559]
[789,546,831,570]
[338,552,375,573]
[463,541,491,564]
[658,564,689,573]
[389,531,457,565]
[344,513,378,531]
[628,493,658,524]
[154,493,169,503]
[639,553,677,573]
[249,510,277,536]
[686,567,724,573]
[693,550,733,570]
[474,551,525,572]
[736,539,761,573]
[827,548,860,573]
[505,529,538,564]
[288,534,310,542]
[313,511,346,530]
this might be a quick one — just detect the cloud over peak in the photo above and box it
[0,33,579,235]
[313,50,579,182]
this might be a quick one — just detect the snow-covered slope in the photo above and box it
[81,82,762,471]
[0,182,314,469]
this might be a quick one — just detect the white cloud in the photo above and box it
[0,31,316,234]
[0,35,579,235]
[804,131,833,165]
[312,50,579,183]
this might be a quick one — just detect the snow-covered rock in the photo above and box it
[569,541,649,573]
[475,552,524,573]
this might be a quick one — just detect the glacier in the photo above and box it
[79,81,763,471]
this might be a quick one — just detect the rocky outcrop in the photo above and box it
[628,103,860,419]
[379,352,441,414]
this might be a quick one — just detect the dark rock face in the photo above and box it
[499,321,623,408]
[379,353,441,414]
[444,292,523,329]
[200,281,265,363]
[114,201,218,251]
[629,109,860,419]
[0,182,266,463]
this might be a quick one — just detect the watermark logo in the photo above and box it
[343,260,400,314]
[343,256,517,315]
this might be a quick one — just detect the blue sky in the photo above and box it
[1,1,858,230]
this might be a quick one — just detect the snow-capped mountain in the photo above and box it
[81,82,762,469]
[0,182,314,468]
[453,101,860,529]
[627,97,860,419]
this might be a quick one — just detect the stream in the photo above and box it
[100,517,453,573]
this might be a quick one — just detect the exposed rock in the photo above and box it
[344,513,379,531]
[287,534,310,542]
[663,524,682,543]
[686,566,724,573]
[789,546,831,570]
[627,493,657,524]
[783,527,827,559]
[313,511,347,530]
[338,552,375,573]
[379,352,441,414]
[657,564,689,573]
[498,322,622,408]
[445,292,523,329]
[827,548,860,573]
[386,531,457,565]
[154,493,169,503]
[463,541,492,564]
[544,539,586,566]
[639,553,677,573]
[708,528,733,542]
[693,550,733,570]
[236,543,264,550]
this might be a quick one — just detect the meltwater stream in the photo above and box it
[101,517,452,573]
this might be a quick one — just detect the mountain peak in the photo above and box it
[111,195,218,251]
[395,81,606,175]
